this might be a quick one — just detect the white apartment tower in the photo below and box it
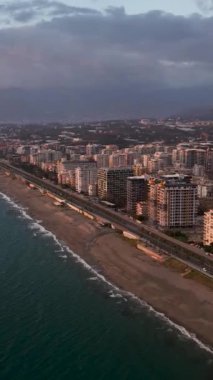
[148,176,197,228]
[75,165,97,195]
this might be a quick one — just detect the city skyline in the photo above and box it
[0,113,213,365]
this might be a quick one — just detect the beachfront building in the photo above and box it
[148,175,197,228]
[75,165,97,195]
[127,176,149,215]
[203,210,213,246]
[57,160,97,188]
[29,149,62,166]
[98,167,133,207]
[136,201,148,218]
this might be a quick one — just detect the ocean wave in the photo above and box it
[58,253,68,260]
[0,190,212,355]
[108,290,125,300]
[0,192,32,221]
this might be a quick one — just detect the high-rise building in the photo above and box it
[147,159,159,174]
[30,149,62,166]
[133,163,144,176]
[57,160,96,188]
[126,152,141,166]
[75,165,97,195]
[180,148,207,168]
[109,153,127,168]
[86,144,101,156]
[98,167,133,207]
[127,176,149,215]
[136,201,148,218]
[101,145,118,155]
[192,164,205,177]
[148,175,197,228]
[94,154,110,168]
[203,210,213,246]
[206,149,213,179]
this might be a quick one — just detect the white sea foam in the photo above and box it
[108,290,124,299]
[58,254,68,260]
[0,191,212,355]
[0,192,32,221]
[55,248,65,253]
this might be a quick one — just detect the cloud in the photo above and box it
[195,0,213,13]
[0,0,100,24]
[0,4,213,120]
[0,7,213,88]
[105,6,126,17]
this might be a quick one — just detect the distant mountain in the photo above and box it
[0,85,213,123]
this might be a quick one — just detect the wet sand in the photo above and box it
[0,172,213,348]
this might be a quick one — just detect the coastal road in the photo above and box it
[1,160,213,277]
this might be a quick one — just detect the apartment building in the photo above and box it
[206,149,213,179]
[109,153,127,168]
[75,165,97,195]
[203,210,213,246]
[94,154,110,168]
[127,176,149,215]
[98,167,133,207]
[148,176,197,228]
[86,144,101,156]
[57,160,96,187]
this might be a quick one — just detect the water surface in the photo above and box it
[0,195,212,380]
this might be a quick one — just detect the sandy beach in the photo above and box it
[0,171,213,348]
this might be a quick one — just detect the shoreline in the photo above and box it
[1,172,213,350]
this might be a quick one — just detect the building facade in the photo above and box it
[148,176,197,228]
[75,165,97,195]
[203,210,213,246]
[127,176,149,215]
[98,167,133,207]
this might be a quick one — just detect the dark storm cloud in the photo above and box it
[0,4,213,120]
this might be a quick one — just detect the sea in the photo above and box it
[0,192,213,380]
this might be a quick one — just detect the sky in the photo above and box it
[63,0,200,16]
[0,0,213,121]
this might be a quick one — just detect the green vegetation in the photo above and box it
[203,244,213,254]
[164,258,188,273]
[164,258,213,290]
[165,230,188,243]
[185,270,213,290]
[137,215,148,222]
